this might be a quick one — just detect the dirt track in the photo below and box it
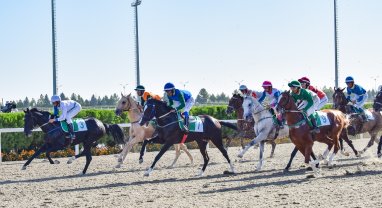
[1,138,382,208]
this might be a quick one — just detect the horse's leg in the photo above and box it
[180,143,194,165]
[81,144,93,175]
[210,135,235,174]
[139,139,150,164]
[67,144,88,164]
[256,141,265,171]
[238,131,266,158]
[269,140,276,158]
[377,135,382,158]
[327,136,340,167]
[195,140,210,176]
[144,142,172,176]
[22,144,47,170]
[341,131,358,156]
[169,144,181,168]
[361,133,377,154]
[46,150,60,164]
[284,146,298,171]
[304,144,319,174]
[116,136,141,168]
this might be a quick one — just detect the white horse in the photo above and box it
[115,94,193,168]
[238,95,289,171]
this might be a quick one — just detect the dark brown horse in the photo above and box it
[226,93,278,157]
[277,91,349,174]
[373,89,382,157]
[333,87,382,155]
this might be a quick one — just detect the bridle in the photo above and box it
[142,103,179,128]
[120,95,142,123]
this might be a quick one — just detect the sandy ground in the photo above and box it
[1,138,382,208]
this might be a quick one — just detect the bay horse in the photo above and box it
[333,87,382,155]
[276,91,348,174]
[139,99,237,177]
[226,93,256,149]
[23,108,125,174]
[237,95,289,171]
[114,94,193,168]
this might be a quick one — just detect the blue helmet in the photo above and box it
[51,95,61,103]
[345,76,354,83]
[164,82,175,91]
[239,85,248,90]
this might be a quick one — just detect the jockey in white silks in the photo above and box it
[49,95,82,140]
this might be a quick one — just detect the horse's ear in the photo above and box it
[121,92,124,97]
[128,93,131,97]
[334,87,337,91]
[341,88,345,91]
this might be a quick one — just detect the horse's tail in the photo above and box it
[103,123,126,144]
[219,120,238,131]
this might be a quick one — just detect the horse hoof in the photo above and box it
[118,158,123,163]
[322,160,329,165]
[306,167,313,171]
[283,168,290,174]
[144,172,150,177]
[318,154,324,160]
[223,170,235,175]
[54,160,60,164]
[196,170,204,177]
[341,151,350,157]
[378,153,382,158]
[139,159,143,164]
[21,165,26,170]
[144,168,153,176]
[115,164,122,168]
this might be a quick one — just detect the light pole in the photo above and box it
[51,0,58,95]
[334,0,339,88]
[132,0,142,87]
[371,76,379,91]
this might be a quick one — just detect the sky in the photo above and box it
[1,0,381,103]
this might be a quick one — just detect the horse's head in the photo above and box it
[139,99,171,126]
[373,90,382,111]
[332,87,347,109]
[242,95,262,121]
[115,93,138,116]
[23,108,50,137]
[276,90,295,114]
[227,93,243,114]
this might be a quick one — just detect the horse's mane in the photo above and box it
[147,98,172,110]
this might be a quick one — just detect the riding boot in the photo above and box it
[308,116,320,134]
[183,116,189,134]
[67,122,76,142]
[359,109,368,122]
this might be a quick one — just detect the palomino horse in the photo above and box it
[237,96,289,171]
[23,108,125,174]
[333,88,382,155]
[115,94,193,168]
[139,99,237,177]
[276,91,348,174]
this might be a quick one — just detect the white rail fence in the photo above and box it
[0,121,237,163]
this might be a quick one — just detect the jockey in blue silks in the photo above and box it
[345,76,368,121]
[164,82,195,133]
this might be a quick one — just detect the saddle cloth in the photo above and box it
[312,111,331,127]
[60,118,88,133]
[187,116,204,132]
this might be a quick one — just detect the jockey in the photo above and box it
[134,85,161,107]
[258,81,283,127]
[345,76,368,121]
[239,85,258,99]
[164,82,195,133]
[49,95,82,141]
[298,76,328,110]
[288,80,320,133]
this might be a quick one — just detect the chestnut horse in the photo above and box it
[333,88,382,155]
[114,94,193,168]
[373,89,382,157]
[277,91,348,174]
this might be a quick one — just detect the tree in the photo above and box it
[90,95,98,106]
[209,94,217,103]
[196,88,209,104]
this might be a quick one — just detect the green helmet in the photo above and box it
[288,80,301,88]
[134,85,145,91]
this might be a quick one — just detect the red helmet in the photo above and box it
[262,81,272,87]
[298,77,310,84]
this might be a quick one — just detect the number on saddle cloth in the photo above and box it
[176,113,204,132]
[60,118,88,133]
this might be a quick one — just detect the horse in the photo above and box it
[139,99,237,177]
[115,94,193,168]
[333,87,382,155]
[372,89,382,157]
[226,93,256,149]
[276,91,348,174]
[23,108,125,174]
[236,95,289,171]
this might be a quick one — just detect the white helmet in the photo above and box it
[51,95,61,103]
